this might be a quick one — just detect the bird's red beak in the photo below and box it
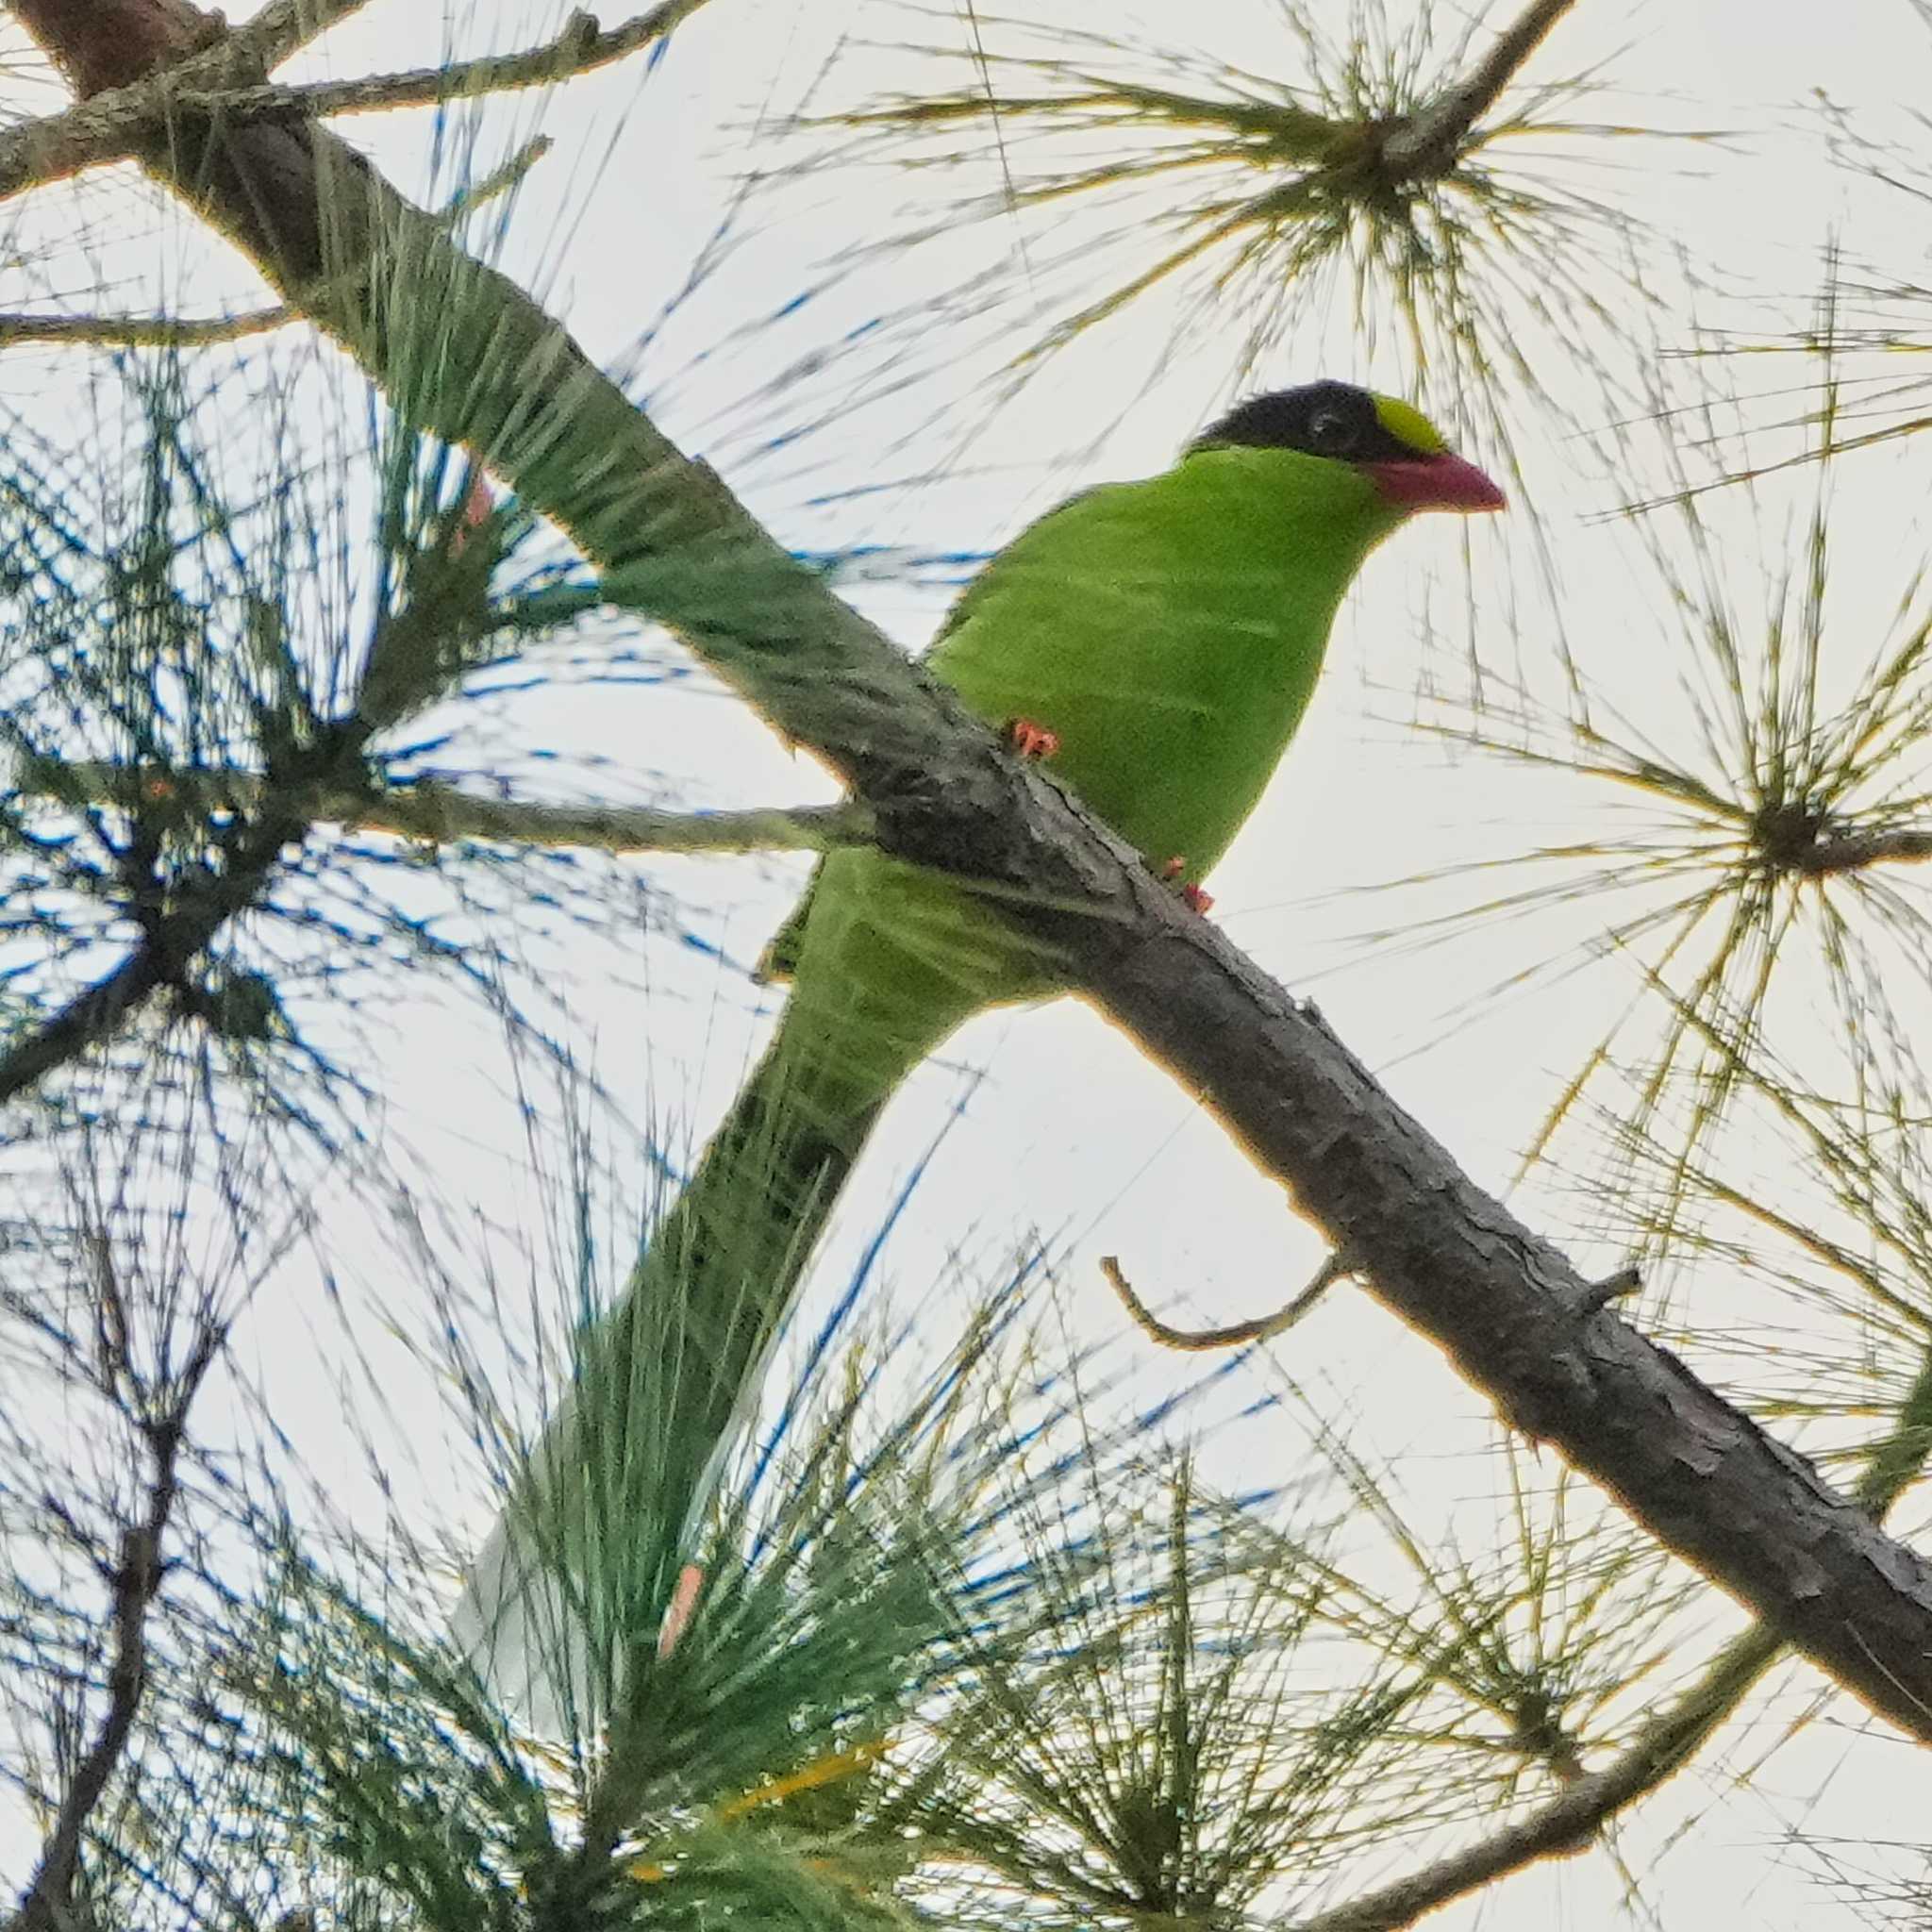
[1366,451,1507,514]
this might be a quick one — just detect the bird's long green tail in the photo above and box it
[455,849,1019,1717]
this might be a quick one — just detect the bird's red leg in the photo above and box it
[1004,717,1060,759]
[1158,856,1214,915]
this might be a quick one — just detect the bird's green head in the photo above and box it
[1191,381,1506,515]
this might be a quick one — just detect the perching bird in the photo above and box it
[458,382,1504,1715]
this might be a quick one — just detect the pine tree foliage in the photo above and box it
[6,2,1932,1930]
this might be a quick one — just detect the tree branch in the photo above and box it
[141,5,719,126]
[1100,1249,1353,1351]
[1380,0,1576,175]
[0,302,294,345]
[1796,824,1932,873]
[1285,1336,1932,1929]
[0,746,332,1104]
[1286,1627,1774,1932]
[19,758,874,856]
[2,0,371,179]
[8,1264,222,1932]
[23,0,1932,1745]
[0,3,698,204]
[0,130,544,348]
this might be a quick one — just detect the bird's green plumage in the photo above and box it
[934,444,1404,879]
[459,389,1499,1708]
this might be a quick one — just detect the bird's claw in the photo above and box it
[1158,857,1214,914]
[1005,717,1060,759]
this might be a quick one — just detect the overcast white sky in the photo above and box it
[11,0,1932,1924]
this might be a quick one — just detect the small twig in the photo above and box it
[219,0,380,76]
[0,135,547,351]
[440,135,555,219]
[332,790,870,856]
[1381,0,1576,175]
[1572,1262,1642,1318]
[1100,1249,1357,1353]
[0,305,293,348]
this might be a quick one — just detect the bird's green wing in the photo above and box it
[930,445,1401,883]
[775,444,1400,974]
[759,486,1108,989]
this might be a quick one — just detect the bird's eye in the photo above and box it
[1304,405,1358,457]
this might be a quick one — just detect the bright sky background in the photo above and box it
[11,0,1932,1924]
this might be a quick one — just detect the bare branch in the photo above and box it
[1381,0,1578,175]
[155,5,719,126]
[8,1270,223,1932]
[1283,1328,1932,1929]
[1100,1249,1353,1351]
[19,758,874,856]
[0,133,543,348]
[1286,1629,1777,1932]
[0,2,699,204]
[0,304,293,346]
[327,787,867,856]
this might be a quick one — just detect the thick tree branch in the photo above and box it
[22,0,1932,1745]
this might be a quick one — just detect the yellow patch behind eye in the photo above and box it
[1370,393,1446,456]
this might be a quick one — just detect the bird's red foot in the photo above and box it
[1158,857,1214,914]
[1005,717,1060,759]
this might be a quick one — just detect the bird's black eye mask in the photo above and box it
[1191,382,1424,464]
